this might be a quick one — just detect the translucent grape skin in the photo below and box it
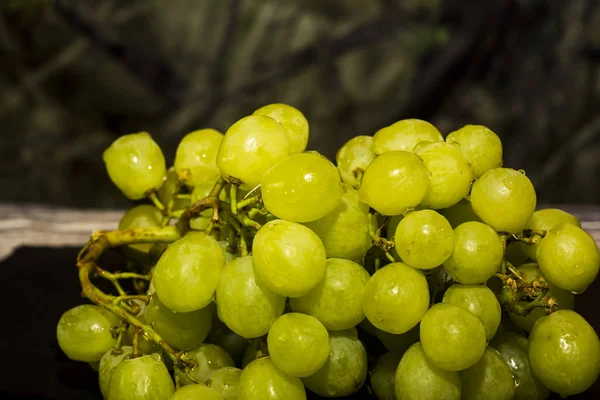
[441,198,481,229]
[207,367,242,400]
[358,150,430,216]
[519,208,581,261]
[238,357,306,400]
[261,152,343,223]
[103,132,167,200]
[169,384,223,400]
[216,115,290,190]
[253,103,309,154]
[445,124,503,178]
[536,222,600,293]
[56,304,121,362]
[470,168,537,233]
[267,313,330,377]
[99,346,133,398]
[335,135,376,189]
[370,352,401,400]
[372,118,443,154]
[176,343,235,386]
[107,354,175,399]
[460,347,515,400]
[252,220,327,297]
[363,262,430,334]
[395,342,461,400]
[420,303,487,371]
[529,310,600,397]
[118,204,163,254]
[174,128,224,187]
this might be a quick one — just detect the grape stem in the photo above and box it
[230,184,238,215]
[367,211,396,262]
[147,191,165,212]
[177,178,225,233]
[494,266,558,316]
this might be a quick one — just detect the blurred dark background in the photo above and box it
[0,0,599,209]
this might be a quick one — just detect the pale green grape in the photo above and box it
[373,119,443,154]
[302,328,368,397]
[174,128,223,187]
[169,384,223,400]
[536,222,600,292]
[56,304,120,362]
[242,338,269,369]
[108,354,175,399]
[238,357,306,400]
[216,256,286,338]
[420,303,486,371]
[216,115,290,190]
[370,352,401,400]
[261,152,343,223]
[207,367,242,400]
[374,323,420,356]
[460,347,515,400]
[207,318,248,366]
[153,233,225,312]
[252,220,327,297]
[394,210,454,270]
[119,204,163,254]
[520,208,581,261]
[176,344,235,386]
[413,141,474,209]
[103,132,167,200]
[253,103,309,154]
[158,167,189,210]
[470,168,537,233]
[441,199,481,229]
[443,221,503,284]
[363,262,429,334]
[335,135,376,189]
[358,150,430,216]
[395,342,461,400]
[445,125,503,178]
[99,346,133,398]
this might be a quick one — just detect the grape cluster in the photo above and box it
[56,103,600,400]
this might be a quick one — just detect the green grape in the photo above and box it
[242,338,269,369]
[253,103,309,154]
[158,167,189,210]
[267,313,330,377]
[174,128,223,187]
[445,125,503,178]
[176,343,235,386]
[394,210,454,270]
[520,208,581,261]
[289,258,370,331]
[238,357,306,400]
[413,141,474,209]
[207,318,248,366]
[252,220,327,297]
[216,256,286,338]
[358,150,430,216]
[303,183,372,261]
[153,233,225,312]
[470,168,537,233]
[56,304,120,362]
[420,303,486,371]
[460,347,515,400]
[441,198,481,229]
[118,204,164,254]
[508,263,574,332]
[108,354,175,399]
[493,332,551,400]
[536,222,600,292]
[261,152,343,223]
[442,284,501,341]
[443,221,503,284]
[217,115,290,190]
[372,119,443,154]
[169,384,223,400]
[529,310,600,397]
[374,323,420,356]
[335,135,376,189]
[395,342,461,400]
[103,132,167,200]
[302,328,368,397]
[99,346,133,398]
[363,262,429,334]
[370,352,401,400]
[207,367,242,400]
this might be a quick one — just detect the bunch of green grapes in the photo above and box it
[56,106,600,400]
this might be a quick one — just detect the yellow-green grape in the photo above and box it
[537,223,600,293]
[394,210,454,270]
[443,221,503,284]
[373,119,443,154]
[289,258,370,331]
[216,256,285,338]
[395,342,461,400]
[445,125,503,178]
[420,303,487,371]
[302,328,368,397]
[252,220,327,297]
[460,347,515,400]
[303,183,372,261]
[238,357,306,400]
[441,199,482,229]
[414,141,474,209]
[176,344,235,386]
[56,304,120,362]
[261,152,343,223]
[118,204,163,253]
[374,324,420,356]
[509,263,574,332]
[253,103,309,154]
[99,346,133,398]
[207,367,242,400]
[103,132,167,200]
[370,352,402,400]
[363,262,429,334]
[153,233,225,312]
[158,167,190,209]
[108,354,175,399]
[358,150,430,216]
[529,310,600,397]
[174,128,223,187]
[520,208,581,261]
[216,115,290,190]
[470,168,537,233]
[335,135,376,189]
[169,384,223,400]
[207,318,248,366]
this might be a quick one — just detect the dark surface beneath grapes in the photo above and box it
[0,247,599,400]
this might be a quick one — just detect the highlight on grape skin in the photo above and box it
[54,102,600,399]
